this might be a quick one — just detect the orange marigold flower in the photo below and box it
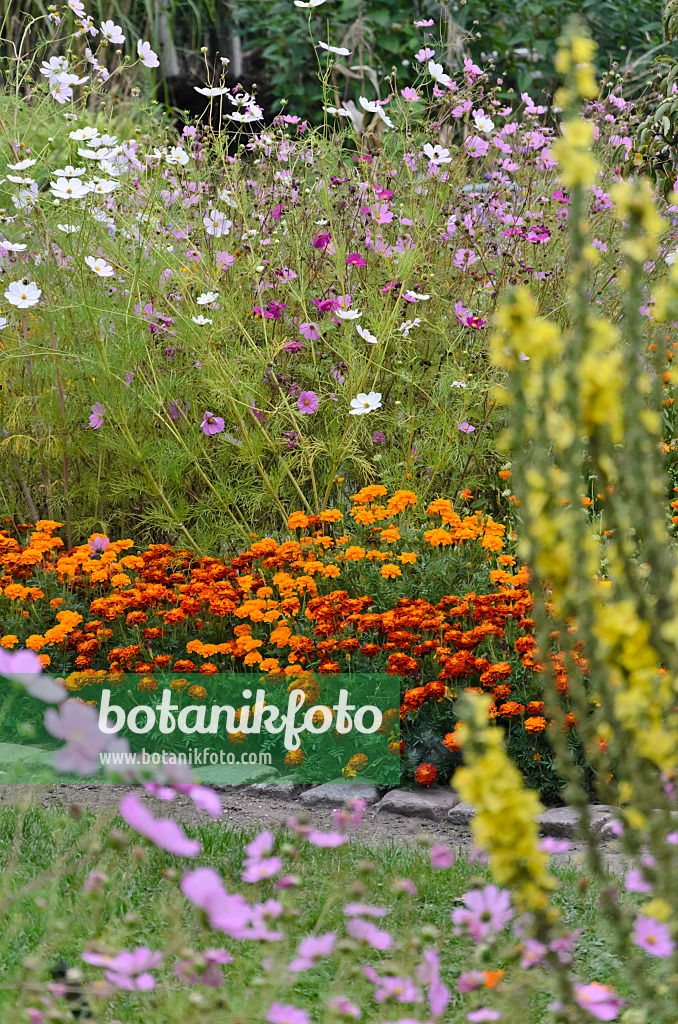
[399,552,417,564]
[25,634,46,652]
[524,715,546,734]
[387,490,417,512]
[285,749,305,766]
[380,526,401,544]
[137,677,158,693]
[287,511,310,530]
[50,598,63,609]
[402,685,428,710]
[424,528,453,547]
[199,662,218,674]
[169,677,189,691]
[188,684,207,700]
[526,701,544,715]
[493,683,511,700]
[415,763,437,786]
[361,643,380,657]
[320,564,341,578]
[343,546,366,562]
[319,509,343,523]
[388,740,404,757]
[173,659,197,673]
[260,658,281,672]
[498,701,524,718]
[381,563,402,579]
[340,638,360,652]
[498,469,511,480]
[126,611,148,626]
[0,635,18,649]
[443,730,461,752]
[318,661,341,674]
[353,484,388,505]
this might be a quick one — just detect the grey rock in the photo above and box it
[376,787,461,821]
[300,782,380,807]
[245,782,304,801]
[537,805,613,839]
[447,802,475,827]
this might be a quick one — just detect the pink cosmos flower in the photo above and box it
[400,87,420,102]
[539,837,570,853]
[346,918,392,950]
[137,39,160,68]
[44,701,111,774]
[430,844,455,869]
[174,948,233,987]
[288,932,336,971]
[632,916,675,958]
[215,250,235,269]
[201,410,225,435]
[417,948,450,1015]
[453,248,476,268]
[307,829,348,848]
[414,18,434,27]
[458,972,485,992]
[82,947,162,991]
[346,253,367,266]
[415,47,436,62]
[297,391,319,414]
[0,648,66,703]
[119,792,201,857]
[89,402,105,429]
[326,997,361,1019]
[573,982,624,1020]
[465,136,491,158]
[343,902,389,917]
[267,1002,310,1024]
[458,422,475,434]
[299,322,320,340]
[452,885,513,941]
[312,232,331,249]
[467,1009,501,1021]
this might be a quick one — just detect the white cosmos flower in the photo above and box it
[192,315,213,325]
[69,126,99,142]
[87,178,120,194]
[195,85,231,97]
[197,291,219,305]
[203,210,232,237]
[95,134,118,148]
[85,256,114,277]
[5,280,42,308]
[166,146,190,166]
[324,105,350,116]
[137,40,160,68]
[294,0,326,6]
[451,380,467,388]
[56,223,78,233]
[0,317,7,329]
[359,96,394,129]
[219,188,238,208]
[77,146,117,161]
[402,290,430,301]
[53,164,87,177]
[428,60,451,87]
[349,391,382,415]
[228,108,262,123]
[398,317,421,336]
[335,308,362,319]
[50,177,92,199]
[317,41,352,56]
[422,142,452,164]
[9,159,36,171]
[12,187,37,211]
[41,56,69,79]
[100,19,125,44]
[356,324,378,344]
[666,250,678,266]
[0,240,27,252]
[7,175,35,185]
[473,113,495,132]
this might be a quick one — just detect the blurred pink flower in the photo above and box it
[82,947,162,991]
[119,792,201,857]
[573,982,624,1020]
[44,700,110,774]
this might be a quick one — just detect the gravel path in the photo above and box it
[0,783,629,875]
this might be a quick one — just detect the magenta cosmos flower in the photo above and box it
[458,421,475,434]
[89,402,105,429]
[297,391,319,414]
[201,410,225,435]
[573,982,624,1021]
[299,322,320,340]
[83,947,162,991]
[267,1002,310,1024]
[632,916,675,958]
[452,884,513,941]
[119,792,202,857]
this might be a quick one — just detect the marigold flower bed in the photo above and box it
[0,486,584,798]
